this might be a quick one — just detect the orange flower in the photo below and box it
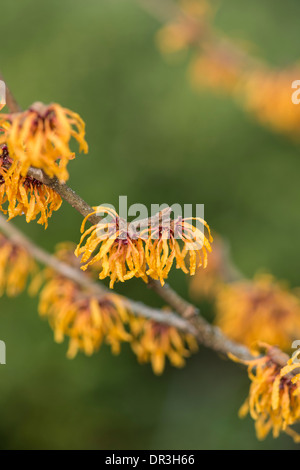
[241,67,300,139]
[39,274,132,358]
[75,206,147,288]
[215,275,300,350]
[0,233,37,296]
[190,50,241,93]
[0,102,88,181]
[143,209,213,285]
[75,206,213,288]
[0,145,62,228]
[235,344,300,443]
[130,315,198,375]
[156,0,211,54]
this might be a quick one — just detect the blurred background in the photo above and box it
[1,0,300,450]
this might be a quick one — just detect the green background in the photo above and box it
[1,0,300,450]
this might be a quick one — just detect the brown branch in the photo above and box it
[0,73,289,367]
[2,214,293,365]
[0,213,255,360]
[148,278,199,319]
[25,162,206,322]
[27,168,100,225]
[0,72,258,361]
[0,213,195,334]
[136,0,263,70]
[0,74,211,324]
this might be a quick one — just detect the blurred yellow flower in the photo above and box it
[39,274,132,358]
[241,67,300,139]
[0,233,37,296]
[130,315,198,375]
[156,0,211,54]
[215,275,300,350]
[190,50,241,93]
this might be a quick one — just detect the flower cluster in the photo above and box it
[0,102,88,182]
[75,206,213,288]
[191,62,300,138]
[35,241,199,372]
[236,345,300,443]
[0,145,62,228]
[157,0,242,94]
[130,315,198,375]
[156,0,212,54]
[156,1,300,140]
[75,207,148,288]
[215,275,300,350]
[241,68,300,139]
[39,274,132,358]
[190,49,241,94]
[0,232,37,296]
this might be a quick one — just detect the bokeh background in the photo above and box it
[1,0,300,450]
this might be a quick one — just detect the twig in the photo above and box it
[0,213,256,360]
[27,168,99,225]
[0,213,195,334]
[0,73,289,366]
[148,278,199,319]
[0,74,212,324]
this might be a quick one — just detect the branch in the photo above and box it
[1,75,200,323]
[0,213,195,333]
[148,278,199,319]
[0,212,257,360]
[0,73,289,366]
[27,168,100,225]
[136,0,262,69]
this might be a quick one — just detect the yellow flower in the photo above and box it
[237,345,300,443]
[75,206,212,288]
[190,51,241,93]
[75,206,147,288]
[156,0,211,54]
[130,315,198,375]
[0,233,37,296]
[215,275,300,350]
[38,274,132,358]
[143,210,213,285]
[241,67,300,139]
[0,102,88,181]
[0,145,62,228]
